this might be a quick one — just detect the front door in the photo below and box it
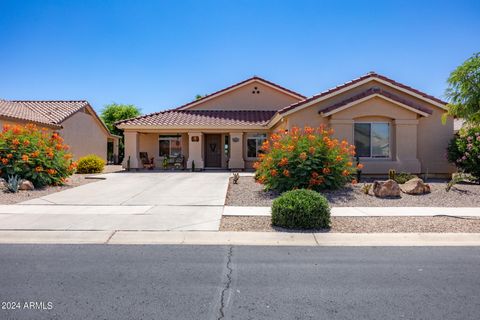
[204,134,222,167]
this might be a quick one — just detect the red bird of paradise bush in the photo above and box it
[254,125,359,192]
[0,123,77,187]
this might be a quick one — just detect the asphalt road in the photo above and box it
[0,245,479,320]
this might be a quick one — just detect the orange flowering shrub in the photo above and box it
[254,125,359,192]
[0,124,76,187]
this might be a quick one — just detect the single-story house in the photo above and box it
[0,99,120,162]
[116,72,455,175]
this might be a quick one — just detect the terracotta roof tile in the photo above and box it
[0,100,89,128]
[116,110,277,127]
[320,87,434,115]
[279,72,447,115]
[15,100,88,123]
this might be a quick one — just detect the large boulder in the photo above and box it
[19,179,34,191]
[400,178,431,195]
[373,179,401,198]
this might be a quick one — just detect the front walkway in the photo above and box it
[0,172,230,231]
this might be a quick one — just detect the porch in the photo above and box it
[122,130,268,171]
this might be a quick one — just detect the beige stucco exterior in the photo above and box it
[277,80,455,175]
[59,109,109,160]
[184,81,301,111]
[119,76,455,176]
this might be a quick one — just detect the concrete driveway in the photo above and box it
[0,172,231,231]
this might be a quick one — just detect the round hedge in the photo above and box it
[76,154,105,174]
[271,189,331,229]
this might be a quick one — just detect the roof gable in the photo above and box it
[320,87,433,117]
[176,76,305,111]
[278,72,447,116]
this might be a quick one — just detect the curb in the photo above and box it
[1,230,480,246]
[223,206,480,217]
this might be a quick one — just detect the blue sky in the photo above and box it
[0,0,479,115]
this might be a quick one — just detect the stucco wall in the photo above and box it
[417,108,455,174]
[59,109,109,161]
[186,81,301,111]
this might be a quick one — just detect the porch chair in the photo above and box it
[173,155,185,170]
[139,152,155,170]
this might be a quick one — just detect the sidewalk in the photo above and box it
[0,230,479,246]
[223,206,480,217]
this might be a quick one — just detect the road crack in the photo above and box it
[218,245,233,320]
[105,230,117,244]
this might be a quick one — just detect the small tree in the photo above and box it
[100,103,141,161]
[444,52,480,125]
[100,103,141,136]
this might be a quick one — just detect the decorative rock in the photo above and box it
[400,178,431,195]
[373,179,401,198]
[19,180,34,191]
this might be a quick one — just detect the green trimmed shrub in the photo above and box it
[76,154,105,174]
[271,189,331,229]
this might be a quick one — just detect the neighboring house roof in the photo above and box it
[0,100,115,137]
[116,110,277,128]
[278,72,447,116]
[0,100,63,128]
[14,100,88,124]
[176,76,306,111]
[319,87,433,117]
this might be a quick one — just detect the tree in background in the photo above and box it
[100,103,141,162]
[444,52,480,125]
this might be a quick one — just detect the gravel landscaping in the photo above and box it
[0,174,98,204]
[226,176,480,207]
[220,216,480,233]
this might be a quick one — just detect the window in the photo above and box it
[246,133,267,158]
[354,123,390,158]
[159,135,182,157]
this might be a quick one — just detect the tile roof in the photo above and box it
[320,87,433,115]
[0,100,89,128]
[116,110,277,127]
[278,72,447,115]
[176,76,306,110]
[16,100,88,123]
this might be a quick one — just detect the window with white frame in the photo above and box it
[246,133,267,158]
[354,123,390,158]
[159,135,182,157]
